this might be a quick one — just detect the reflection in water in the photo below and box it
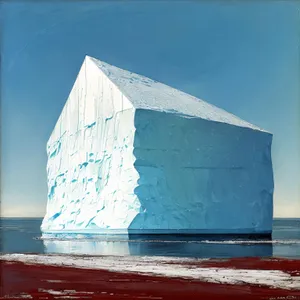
[43,235,273,258]
[44,240,131,256]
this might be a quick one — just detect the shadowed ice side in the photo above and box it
[128,109,273,234]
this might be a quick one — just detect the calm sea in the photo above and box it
[0,218,299,259]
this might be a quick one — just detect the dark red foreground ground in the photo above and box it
[1,258,300,300]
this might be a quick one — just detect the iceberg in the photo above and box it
[41,56,274,235]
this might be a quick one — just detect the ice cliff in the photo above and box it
[41,56,274,234]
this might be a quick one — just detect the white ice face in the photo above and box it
[42,57,140,232]
[41,56,273,234]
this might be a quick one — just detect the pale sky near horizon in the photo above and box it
[1,1,300,218]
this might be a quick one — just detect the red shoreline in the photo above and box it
[1,257,300,300]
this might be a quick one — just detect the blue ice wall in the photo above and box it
[129,109,274,234]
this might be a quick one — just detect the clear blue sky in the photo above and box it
[1,1,299,217]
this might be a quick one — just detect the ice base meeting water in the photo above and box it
[1,218,299,259]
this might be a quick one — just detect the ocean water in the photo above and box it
[0,218,299,259]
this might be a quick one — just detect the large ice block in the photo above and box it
[41,56,274,235]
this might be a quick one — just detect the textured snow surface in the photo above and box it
[90,56,264,131]
[2,254,300,290]
[41,56,274,234]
